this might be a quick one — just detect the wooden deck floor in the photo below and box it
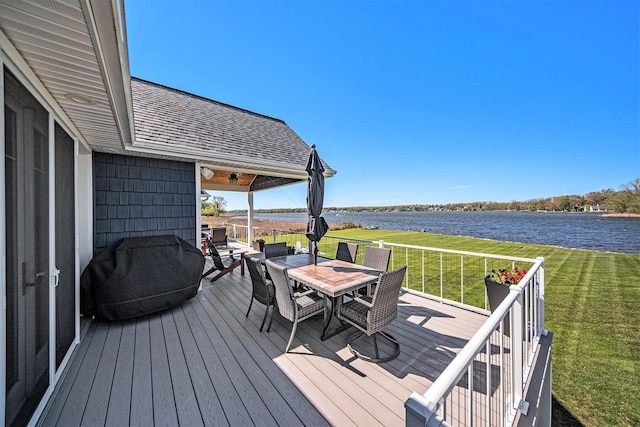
[39,258,488,426]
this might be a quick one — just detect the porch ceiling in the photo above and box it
[200,168,304,192]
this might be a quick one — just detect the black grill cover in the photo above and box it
[81,235,204,321]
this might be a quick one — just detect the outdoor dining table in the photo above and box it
[248,253,382,340]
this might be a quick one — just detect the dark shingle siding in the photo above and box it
[93,152,196,255]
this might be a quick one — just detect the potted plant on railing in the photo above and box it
[484,266,527,336]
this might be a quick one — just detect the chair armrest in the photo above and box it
[294,289,317,298]
[352,296,373,308]
[217,249,247,259]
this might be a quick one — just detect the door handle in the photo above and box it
[22,262,48,295]
[52,268,61,287]
[23,262,35,295]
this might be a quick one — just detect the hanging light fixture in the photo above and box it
[229,173,238,184]
[200,190,210,202]
[200,167,214,180]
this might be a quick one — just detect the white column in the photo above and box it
[195,164,202,245]
[247,191,254,246]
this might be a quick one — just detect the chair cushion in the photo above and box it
[296,294,325,318]
[340,296,373,329]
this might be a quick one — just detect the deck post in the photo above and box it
[405,393,441,426]
[537,257,545,336]
[511,288,525,416]
[247,191,254,245]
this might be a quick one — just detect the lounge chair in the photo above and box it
[209,226,228,248]
[202,236,242,282]
[339,265,407,363]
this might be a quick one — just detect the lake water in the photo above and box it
[249,211,640,254]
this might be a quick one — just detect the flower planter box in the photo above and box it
[484,278,512,336]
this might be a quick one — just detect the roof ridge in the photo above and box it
[130,76,287,124]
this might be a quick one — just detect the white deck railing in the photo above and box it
[405,259,545,427]
[228,224,546,426]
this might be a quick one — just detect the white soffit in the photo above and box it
[0,0,131,153]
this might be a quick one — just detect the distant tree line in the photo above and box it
[331,178,640,214]
[225,177,640,215]
[202,196,227,216]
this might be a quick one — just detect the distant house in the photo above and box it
[0,2,334,424]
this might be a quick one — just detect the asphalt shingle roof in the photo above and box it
[130,77,333,176]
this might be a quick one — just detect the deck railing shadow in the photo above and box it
[201,274,363,370]
[208,271,489,388]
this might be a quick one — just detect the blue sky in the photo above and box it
[125,1,639,211]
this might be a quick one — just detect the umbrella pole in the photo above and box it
[313,244,318,265]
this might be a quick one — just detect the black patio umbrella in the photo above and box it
[305,144,329,264]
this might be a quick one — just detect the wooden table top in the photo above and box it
[265,254,382,298]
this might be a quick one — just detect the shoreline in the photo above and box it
[602,212,640,218]
[203,216,639,255]
[202,216,361,233]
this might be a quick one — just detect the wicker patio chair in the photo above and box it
[362,246,391,271]
[359,246,392,295]
[338,265,407,363]
[263,242,291,281]
[263,242,288,259]
[202,236,242,282]
[245,256,276,332]
[336,242,358,263]
[265,259,325,353]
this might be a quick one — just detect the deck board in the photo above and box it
[43,321,94,426]
[105,321,135,426]
[39,257,489,427]
[81,323,121,426]
[130,318,153,426]
[185,300,256,426]
[192,295,284,427]
[170,306,228,427]
[193,297,281,427]
[56,321,108,426]
[207,279,403,426]
[161,308,204,427]
[149,313,180,426]
[207,287,386,426]
[196,287,328,427]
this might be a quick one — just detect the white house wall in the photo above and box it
[77,149,93,273]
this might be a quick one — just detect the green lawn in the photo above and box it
[326,228,640,427]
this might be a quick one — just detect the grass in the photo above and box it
[325,228,640,427]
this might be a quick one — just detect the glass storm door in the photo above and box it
[54,123,75,370]
[4,71,50,426]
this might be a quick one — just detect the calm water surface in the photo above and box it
[249,211,640,254]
